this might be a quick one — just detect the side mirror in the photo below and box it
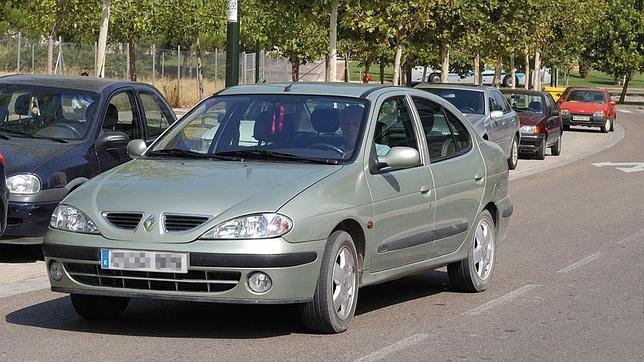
[490,110,504,120]
[126,139,147,159]
[609,100,616,106]
[376,147,420,171]
[95,129,129,150]
[551,109,560,116]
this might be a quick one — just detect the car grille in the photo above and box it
[163,214,210,232]
[65,263,240,293]
[104,212,143,230]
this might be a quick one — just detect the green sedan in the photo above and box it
[43,83,513,333]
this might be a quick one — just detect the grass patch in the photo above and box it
[564,70,644,90]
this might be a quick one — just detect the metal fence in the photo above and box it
[0,34,292,105]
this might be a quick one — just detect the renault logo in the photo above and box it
[143,215,157,232]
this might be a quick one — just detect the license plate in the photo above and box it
[100,249,188,273]
[573,115,590,121]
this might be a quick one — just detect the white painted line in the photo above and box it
[463,284,540,316]
[618,109,633,113]
[0,275,50,299]
[617,229,644,245]
[557,252,602,273]
[355,334,429,362]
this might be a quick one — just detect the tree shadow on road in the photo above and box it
[5,270,451,338]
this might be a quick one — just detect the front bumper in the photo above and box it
[562,114,607,127]
[2,201,58,240]
[43,229,325,304]
[518,134,545,153]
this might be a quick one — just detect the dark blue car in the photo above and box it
[0,75,176,243]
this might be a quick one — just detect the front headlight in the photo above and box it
[593,111,606,117]
[560,109,570,115]
[200,213,293,239]
[50,205,100,234]
[6,174,41,195]
[520,125,542,134]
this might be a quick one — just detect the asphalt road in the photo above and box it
[0,108,642,361]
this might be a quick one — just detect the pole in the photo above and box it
[380,62,384,84]
[126,43,130,80]
[177,45,181,103]
[17,31,21,73]
[225,0,240,87]
[94,41,97,75]
[31,44,35,73]
[161,51,165,79]
[214,49,218,85]
[242,52,247,84]
[255,42,260,83]
[152,44,156,86]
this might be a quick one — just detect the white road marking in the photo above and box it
[557,252,602,273]
[592,162,644,173]
[463,284,540,316]
[617,229,644,245]
[0,275,50,299]
[355,334,429,362]
[618,109,633,113]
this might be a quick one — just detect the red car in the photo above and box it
[557,87,616,133]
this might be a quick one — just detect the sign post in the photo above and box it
[225,0,240,87]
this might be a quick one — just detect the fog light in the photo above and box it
[248,272,272,293]
[49,261,64,281]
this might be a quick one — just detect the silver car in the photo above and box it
[43,83,513,333]
[415,84,520,170]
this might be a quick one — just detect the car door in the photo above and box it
[486,90,505,150]
[96,89,143,172]
[418,102,486,256]
[137,90,175,144]
[366,93,435,271]
[544,93,561,144]
[492,89,517,154]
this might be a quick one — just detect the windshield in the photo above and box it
[566,90,605,103]
[504,93,545,115]
[0,85,99,140]
[423,88,485,115]
[150,94,369,163]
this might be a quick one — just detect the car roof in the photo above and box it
[0,74,144,93]
[414,83,493,92]
[218,82,394,98]
[565,87,606,92]
[499,89,545,96]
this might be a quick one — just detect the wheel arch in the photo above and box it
[332,219,366,271]
[483,202,498,231]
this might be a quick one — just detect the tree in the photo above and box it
[109,0,155,81]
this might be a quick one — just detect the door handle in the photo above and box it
[420,185,432,195]
[474,174,484,182]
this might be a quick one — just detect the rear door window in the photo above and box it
[139,92,173,139]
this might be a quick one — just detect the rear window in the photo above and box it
[566,90,605,104]
[421,88,485,115]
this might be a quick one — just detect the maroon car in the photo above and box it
[501,89,563,160]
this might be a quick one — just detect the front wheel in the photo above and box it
[448,210,496,292]
[300,230,359,333]
[551,134,562,156]
[600,118,611,133]
[536,138,546,160]
[70,294,129,320]
[609,118,615,132]
[507,136,519,170]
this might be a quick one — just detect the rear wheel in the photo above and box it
[300,230,359,333]
[507,136,519,170]
[448,210,496,292]
[70,294,129,320]
[428,73,441,83]
[550,133,562,156]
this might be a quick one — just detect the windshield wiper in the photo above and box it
[145,148,239,161]
[0,127,68,143]
[215,150,339,165]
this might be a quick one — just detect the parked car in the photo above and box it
[411,66,551,88]
[556,87,616,133]
[0,75,176,243]
[43,83,513,333]
[501,89,563,160]
[0,151,7,236]
[415,83,520,169]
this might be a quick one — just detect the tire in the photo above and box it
[563,124,570,131]
[502,75,518,88]
[300,230,359,333]
[428,73,441,83]
[507,136,519,170]
[600,118,610,133]
[70,294,129,320]
[536,138,546,160]
[448,210,496,292]
[550,133,562,156]
[609,118,615,132]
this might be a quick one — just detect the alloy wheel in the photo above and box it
[332,246,357,320]
[473,219,495,280]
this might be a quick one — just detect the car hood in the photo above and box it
[560,101,606,114]
[65,158,343,242]
[0,138,78,176]
[517,111,544,126]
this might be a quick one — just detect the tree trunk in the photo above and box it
[363,61,371,83]
[393,43,403,86]
[440,42,450,83]
[128,36,137,81]
[474,52,480,85]
[422,66,428,83]
[47,35,54,74]
[196,36,203,99]
[534,49,542,90]
[96,0,111,78]
[523,49,530,90]
[493,56,502,88]
[327,5,338,82]
[291,56,300,81]
[510,53,516,89]
[619,71,632,104]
